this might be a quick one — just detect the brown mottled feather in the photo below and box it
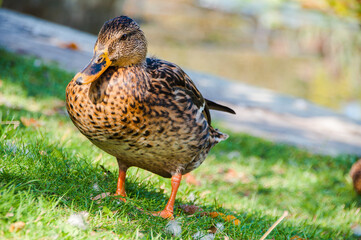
[66,16,234,179]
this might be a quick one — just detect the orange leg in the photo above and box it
[114,168,127,202]
[152,172,182,219]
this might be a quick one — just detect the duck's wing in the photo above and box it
[146,58,236,121]
[146,58,212,123]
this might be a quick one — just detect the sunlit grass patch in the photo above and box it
[0,49,360,239]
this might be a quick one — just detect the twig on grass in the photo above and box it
[260,211,288,240]
[0,121,20,129]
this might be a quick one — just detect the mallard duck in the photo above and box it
[66,16,235,219]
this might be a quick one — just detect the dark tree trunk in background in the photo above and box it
[2,0,125,34]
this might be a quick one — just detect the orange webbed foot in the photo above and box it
[151,173,182,219]
[152,210,174,219]
[113,192,127,203]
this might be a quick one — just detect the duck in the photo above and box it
[66,16,235,219]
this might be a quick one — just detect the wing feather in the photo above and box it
[146,58,235,124]
[146,58,212,123]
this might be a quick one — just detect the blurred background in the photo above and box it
[3,0,361,120]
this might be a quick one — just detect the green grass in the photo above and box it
[0,48,360,239]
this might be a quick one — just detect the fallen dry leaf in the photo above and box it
[39,150,47,156]
[20,117,42,128]
[208,226,217,234]
[200,190,211,198]
[0,121,20,129]
[223,168,250,184]
[159,183,167,193]
[9,221,25,232]
[59,42,79,51]
[179,204,204,215]
[184,173,201,186]
[290,236,307,240]
[208,212,241,225]
[224,169,238,183]
[91,192,110,201]
[5,212,14,218]
[209,212,223,218]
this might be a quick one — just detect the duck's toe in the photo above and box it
[152,210,174,219]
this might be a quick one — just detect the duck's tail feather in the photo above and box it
[205,99,236,114]
[212,129,229,143]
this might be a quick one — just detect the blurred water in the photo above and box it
[2,0,125,34]
[199,0,361,120]
[343,101,361,121]
[3,0,361,120]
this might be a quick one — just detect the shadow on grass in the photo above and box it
[217,134,359,174]
[0,134,357,239]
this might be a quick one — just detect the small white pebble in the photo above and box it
[202,234,215,240]
[134,229,144,238]
[33,59,42,67]
[93,183,100,191]
[67,213,87,230]
[293,99,308,110]
[187,192,196,202]
[227,151,240,159]
[79,211,89,220]
[215,222,224,232]
[193,231,215,240]
[193,231,202,239]
[352,224,361,236]
[165,220,182,237]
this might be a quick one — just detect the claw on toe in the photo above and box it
[113,193,127,203]
[152,210,174,219]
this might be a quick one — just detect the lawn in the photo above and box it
[0,48,360,239]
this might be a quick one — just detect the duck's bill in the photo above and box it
[73,51,112,85]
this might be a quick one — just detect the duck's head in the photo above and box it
[74,16,147,85]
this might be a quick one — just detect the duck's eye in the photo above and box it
[120,34,128,41]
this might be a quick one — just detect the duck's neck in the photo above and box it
[117,59,146,69]
[117,61,150,90]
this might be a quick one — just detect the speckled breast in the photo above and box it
[65,66,211,177]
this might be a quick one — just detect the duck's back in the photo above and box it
[66,58,227,177]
